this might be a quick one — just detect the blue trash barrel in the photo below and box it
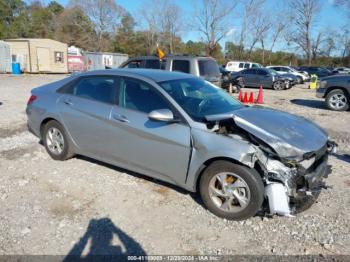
[11,63,21,75]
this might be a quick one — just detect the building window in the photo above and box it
[55,52,64,63]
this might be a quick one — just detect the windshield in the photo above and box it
[158,78,242,122]
[266,68,278,75]
[198,59,220,76]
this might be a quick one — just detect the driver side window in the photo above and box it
[119,78,171,114]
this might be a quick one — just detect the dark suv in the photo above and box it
[316,75,350,111]
[119,55,222,87]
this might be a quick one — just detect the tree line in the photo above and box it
[0,0,349,66]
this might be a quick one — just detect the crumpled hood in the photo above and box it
[232,106,328,159]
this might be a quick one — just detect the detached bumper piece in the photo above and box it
[291,155,331,214]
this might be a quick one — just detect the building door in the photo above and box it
[36,47,51,72]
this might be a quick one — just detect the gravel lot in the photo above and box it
[0,74,349,257]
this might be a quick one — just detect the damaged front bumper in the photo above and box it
[257,142,335,217]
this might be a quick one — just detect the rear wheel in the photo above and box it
[43,120,74,160]
[199,161,264,220]
[326,89,349,111]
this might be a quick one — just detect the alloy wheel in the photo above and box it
[329,93,348,110]
[209,172,251,213]
[273,81,284,90]
[46,127,65,155]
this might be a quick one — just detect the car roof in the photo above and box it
[76,68,194,82]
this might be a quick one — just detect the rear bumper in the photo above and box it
[26,106,41,138]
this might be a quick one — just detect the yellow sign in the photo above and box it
[157,47,165,60]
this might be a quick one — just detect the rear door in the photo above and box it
[57,76,119,157]
[241,69,256,86]
[108,77,191,184]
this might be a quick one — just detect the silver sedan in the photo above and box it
[26,69,334,220]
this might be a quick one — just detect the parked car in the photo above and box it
[225,61,262,72]
[119,55,222,87]
[26,69,336,220]
[332,67,350,74]
[290,66,310,78]
[231,68,295,90]
[298,66,333,78]
[316,75,350,111]
[266,66,309,84]
[220,66,242,92]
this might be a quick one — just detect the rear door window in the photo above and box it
[145,59,161,69]
[198,59,220,76]
[172,60,190,73]
[238,63,244,68]
[67,76,118,104]
[244,63,250,69]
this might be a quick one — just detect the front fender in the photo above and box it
[184,128,257,192]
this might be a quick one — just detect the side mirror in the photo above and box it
[148,109,175,122]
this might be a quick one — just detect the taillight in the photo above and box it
[27,95,37,105]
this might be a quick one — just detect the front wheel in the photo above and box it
[326,89,349,111]
[199,161,264,220]
[272,80,285,90]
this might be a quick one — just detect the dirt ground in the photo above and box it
[0,74,349,257]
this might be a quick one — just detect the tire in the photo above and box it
[43,120,74,161]
[326,89,349,111]
[199,161,264,220]
[272,80,285,90]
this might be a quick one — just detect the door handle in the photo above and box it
[112,114,129,123]
[64,100,73,106]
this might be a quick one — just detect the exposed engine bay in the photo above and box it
[205,111,337,217]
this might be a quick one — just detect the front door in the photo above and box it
[255,69,272,88]
[36,47,51,72]
[108,76,192,185]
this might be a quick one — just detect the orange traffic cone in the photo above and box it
[243,92,248,103]
[248,92,254,103]
[238,90,243,102]
[256,85,264,104]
